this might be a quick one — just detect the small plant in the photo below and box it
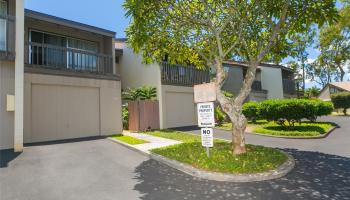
[214,106,226,126]
[122,88,140,101]
[138,86,157,100]
[122,104,129,130]
[122,86,157,101]
[331,92,350,116]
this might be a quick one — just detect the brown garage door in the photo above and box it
[30,84,100,143]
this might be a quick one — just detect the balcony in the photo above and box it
[161,62,210,86]
[283,79,296,94]
[0,14,15,61]
[25,42,114,75]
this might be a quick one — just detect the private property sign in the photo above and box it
[197,102,215,127]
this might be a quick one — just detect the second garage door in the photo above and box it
[30,84,100,143]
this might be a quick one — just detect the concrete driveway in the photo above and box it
[0,138,148,200]
[0,116,349,200]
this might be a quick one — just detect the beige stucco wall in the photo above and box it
[261,67,284,99]
[118,46,161,90]
[318,86,331,101]
[24,73,122,143]
[0,61,15,150]
[160,85,196,129]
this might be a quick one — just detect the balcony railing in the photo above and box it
[283,79,296,94]
[161,62,210,86]
[0,14,15,60]
[25,42,114,74]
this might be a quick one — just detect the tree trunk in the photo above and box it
[338,63,345,82]
[231,109,247,154]
[214,59,258,155]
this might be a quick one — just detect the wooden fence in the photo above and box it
[128,100,160,132]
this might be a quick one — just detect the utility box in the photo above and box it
[6,94,15,111]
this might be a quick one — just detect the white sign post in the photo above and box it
[201,128,213,157]
[194,83,217,158]
[197,102,215,157]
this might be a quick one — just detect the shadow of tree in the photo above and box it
[133,149,350,200]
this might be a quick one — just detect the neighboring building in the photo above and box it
[223,61,296,101]
[318,82,350,101]
[115,40,210,129]
[1,3,122,151]
[115,40,296,129]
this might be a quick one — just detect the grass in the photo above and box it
[217,120,335,137]
[145,130,224,143]
[217,123,232,130]
[145,130,287,174]
[110,135,149,145]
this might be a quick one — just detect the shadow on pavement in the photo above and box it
[0,149,21,168]
[0,136,107,168]
[133,149,350,200]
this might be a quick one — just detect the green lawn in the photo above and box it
[217,120,335,137]
[145,130,287,174]
[110,135,149,145]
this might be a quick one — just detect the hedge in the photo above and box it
[242,102,260,122]
[242,99,333,127]
[331,92,350,115]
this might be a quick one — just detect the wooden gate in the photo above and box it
[128,100,160,131]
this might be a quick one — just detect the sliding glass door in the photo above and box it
[0,0,7,51]
[29,30,98,71]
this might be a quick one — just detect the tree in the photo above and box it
[288,28,316,93]
[304,86,321,99]
[307,58,338,87]
[124,0,338,155]
[319,2,350,81]
[331,92,350,115]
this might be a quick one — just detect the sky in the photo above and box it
[25,0,348,88]
[25,0,129,38]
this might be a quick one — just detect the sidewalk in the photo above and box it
[115,131,181,154]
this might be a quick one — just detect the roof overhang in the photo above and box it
[25,9,116,38]
[223,60,294,73]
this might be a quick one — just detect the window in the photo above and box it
[67,38,98,71]
[0,0,7,51]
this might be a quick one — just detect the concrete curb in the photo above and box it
[248,125,338,139]
[108,137,295,182]
[149,151,295,182]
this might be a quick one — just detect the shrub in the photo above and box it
[122,105,129,130]
[122,86,157,101]
[310,100,333,121]
[138,86,157,100]
[215,106,226,126]
[249,99,333,127]
[331,92,350,115]
[242,101,260,123]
